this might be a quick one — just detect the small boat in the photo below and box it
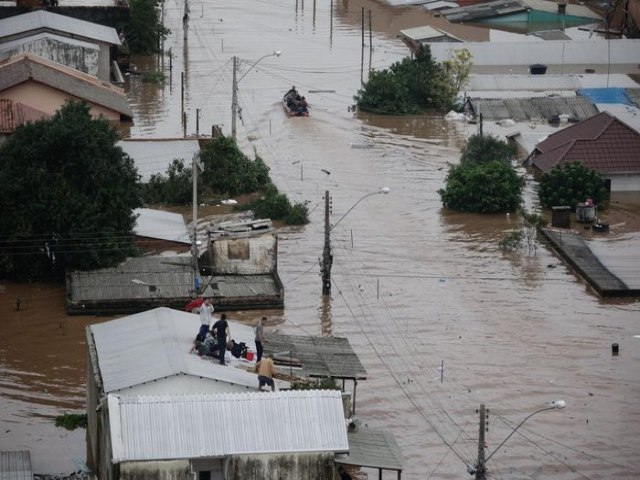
[283,89,309,117]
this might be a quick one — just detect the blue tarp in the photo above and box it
[577,88,634,106]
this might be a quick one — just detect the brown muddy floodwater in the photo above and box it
[2,0,640,478]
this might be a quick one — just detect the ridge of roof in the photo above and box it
[0,53,133,118]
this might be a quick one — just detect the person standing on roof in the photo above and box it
[212,313,230,366]
[254,316,265,362]
[255,353,275,391]
[198,298,214,339]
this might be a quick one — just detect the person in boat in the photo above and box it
[297,96,309,115]
[285,86,297,98]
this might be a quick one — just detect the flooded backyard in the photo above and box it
[1,0,640,478]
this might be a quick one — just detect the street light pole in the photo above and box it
[473,400,566,480]
[231,50,282,141]
[321,187,390,296]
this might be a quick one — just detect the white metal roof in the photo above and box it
[427,39,640,73]
[467,74,582,92]
[133,208,191,244]
[117,138,201,182]
[0,10,120,46]
[399,26,460,42]
[89,307,258,393]
[108,390,349,462]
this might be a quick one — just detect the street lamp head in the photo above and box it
[380,186,390,194]
[552,400,566,409]
[273,50,282,57]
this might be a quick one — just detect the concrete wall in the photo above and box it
[1,38,100,77]
[119,460,193,480]
[1,81,121,120]
[229,453,335,480]
[210,234,277,275]
[608,173,640,192]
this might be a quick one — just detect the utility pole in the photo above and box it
[192,153,199,292]
[321,190,332,296]
[475,404,487,480]
[231,56,238,140]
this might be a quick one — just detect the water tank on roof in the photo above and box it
[530,64,548,75]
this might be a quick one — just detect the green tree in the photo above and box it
[438,160,525,213]
[0,101,142,279]
[442,48,473,97]
[124,0,170,54]
[460,134,517,165]
[538,162,608,209]
[199,137,271,196]
[143,159,195,205]
[354,45,454,114]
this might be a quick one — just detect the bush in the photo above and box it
[244,185,309,224]
[354,45,455,114]
[142,70,166,84]
[438,160,525,213]
[142,159,195,205]
[538,162,608,210]
[55,413,87,430]
[461,134,517,165]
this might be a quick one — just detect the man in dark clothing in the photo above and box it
[212,313,230,365]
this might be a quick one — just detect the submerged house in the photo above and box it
[0,10,124,82]
[85,307,268,478]
[104,390,349,480]
[201,219,284,310]
[0,53,132,122]
[527,111,640,192]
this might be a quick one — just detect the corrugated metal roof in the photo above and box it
[68,256,193,304]
[577,88,634,106]
[422,1,460,11]
[442,0,528,22]
[0,99,49,133]
[0,10,120,46]
[0,451,32,480]
[134,208,191,244]
[400,26,460,42]
[117,139,201,182]
[467,96,598,121]
[264,334,367,380]
[336,430,404,471]
[0,53,133,119]
[204,274,280,298]
[108,390,349,462]
[88,307,259,393]
[426,39,640,73]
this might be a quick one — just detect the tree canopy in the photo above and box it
[0,101,142,279]
[438,134,524,213]
[438,160,525,213]
[460,134,517,165]
[538,162,608,209]
[123,0,170,54]
[354,46,460,114]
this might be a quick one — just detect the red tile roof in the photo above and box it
[531,112,640,174]
[0,98,50,134]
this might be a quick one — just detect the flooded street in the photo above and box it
[2,0,640,478]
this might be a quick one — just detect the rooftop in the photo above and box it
[87,307,259,393]
[0,10,120,45]
[108,390,349,462]
[0,53,132,119]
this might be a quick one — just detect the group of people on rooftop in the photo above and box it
[190,298,275,391]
